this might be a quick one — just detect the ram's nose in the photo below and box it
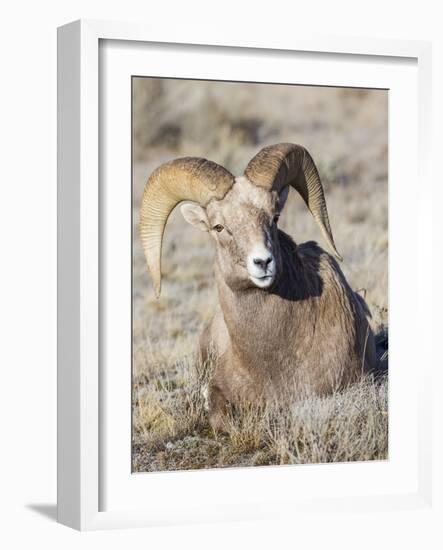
[253,255,273,271]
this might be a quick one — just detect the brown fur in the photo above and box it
[200,232,376,431]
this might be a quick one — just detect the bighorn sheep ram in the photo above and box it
[140,143,376,430]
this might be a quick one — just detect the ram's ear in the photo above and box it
[180,202,210,232]
[278,186,290,211]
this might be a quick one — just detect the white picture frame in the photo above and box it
[57,19,433,531]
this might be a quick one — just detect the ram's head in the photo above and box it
[140,143,342,296]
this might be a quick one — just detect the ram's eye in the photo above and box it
[273,214,280,224]
[213,224,224,233]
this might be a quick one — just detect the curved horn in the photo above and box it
[140,157,234,296]
[244,143,342,261]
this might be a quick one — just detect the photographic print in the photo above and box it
[132,78,388,473]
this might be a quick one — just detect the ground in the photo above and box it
[131,80,388,472]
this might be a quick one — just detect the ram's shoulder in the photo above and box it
[297,240,349,285]
[297,240,338,267]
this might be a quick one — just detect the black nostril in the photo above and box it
[253,256,272,269]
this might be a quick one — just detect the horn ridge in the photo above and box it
[139,157,234,296]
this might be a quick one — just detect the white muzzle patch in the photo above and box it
[247,244,276,288]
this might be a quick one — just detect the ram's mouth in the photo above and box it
[249,274,275,289]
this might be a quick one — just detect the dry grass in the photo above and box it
[132,353,388,472]
[132,79,388,472]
